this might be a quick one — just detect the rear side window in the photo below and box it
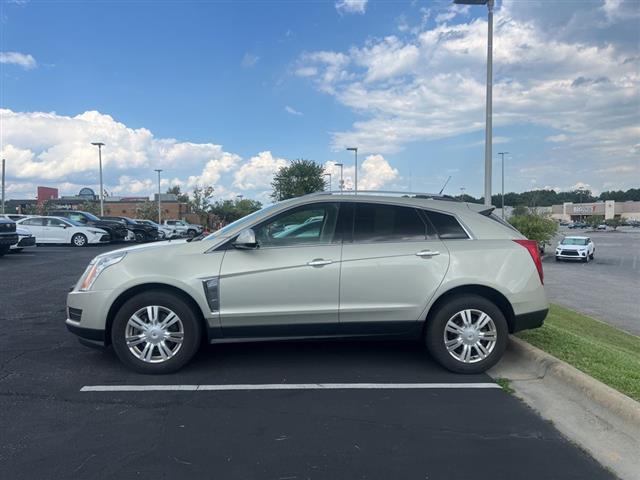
[22,218,45,226]
[353,203,431,242]
[424,210,469,239]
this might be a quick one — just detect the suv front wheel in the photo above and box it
[111,290,202,374]
[425,295,508,374]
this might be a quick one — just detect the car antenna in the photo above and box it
[439,176,451,195]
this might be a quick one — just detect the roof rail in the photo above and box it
[307,190,461,202]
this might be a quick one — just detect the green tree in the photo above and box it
[190,185,215,225]
[509,211,558,246]
[167,185,189,203]
[604,218,622,230]
[271,159,326,201]
[210,198,262,224]
[587,215,604,229]
[79,201,101,216]
[135,201,159,221]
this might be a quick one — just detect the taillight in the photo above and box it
[514,239,544,284]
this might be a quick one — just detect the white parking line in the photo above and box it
[80,382,501,392]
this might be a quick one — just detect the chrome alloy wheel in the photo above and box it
[443,309,497,364]
[125,306,184,363]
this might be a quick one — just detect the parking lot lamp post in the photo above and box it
[346,147,358,193]
[154,169,163,223]
[334,163,344,191]
[1,158,5,214]
[324,173,332,191]
[454,0,494,206]
[498,152,508,218]
[91,142,105,216]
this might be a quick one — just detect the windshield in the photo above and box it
[67,219,84,227]
[561,238,588,246]
[83,212,100,221]
[202,203,281,241]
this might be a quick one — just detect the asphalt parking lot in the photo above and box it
[543,228,640,336]
[0,245,612,479]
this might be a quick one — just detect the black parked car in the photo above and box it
[100,216,159,242]
[50,210,128,241]
[0,217,19,257]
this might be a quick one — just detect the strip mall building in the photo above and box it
[551,201,640,222]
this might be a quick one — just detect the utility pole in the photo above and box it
[91,142,105,216]
[1,159,5,214]
[346,147,358,193]
[324,173,332,191]
[154,169,163,223]
[498,152,508,218]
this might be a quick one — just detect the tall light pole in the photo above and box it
[1,159,5,214]
[334,163,344,191]
[324,173,332,192]
[346,147,358,193]
[498,152,508,218]
[154,169,162,223]
[455,0,494,206]
[91,142,105,215]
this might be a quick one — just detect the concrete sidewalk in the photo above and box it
[490,337,640,480]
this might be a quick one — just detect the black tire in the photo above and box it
[71,233,88,247]
[11,248,23,253]
[425,294,508,374]
[187,229,196,238]
[134,230,146,243]
[0,245,8,257]
[111,290,202,374]
[555,256,560,262]
[590,251,595,260]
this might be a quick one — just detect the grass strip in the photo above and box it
[517,304,640,402]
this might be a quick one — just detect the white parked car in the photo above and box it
[66,192,548,374]
[163,219,203,238]
[136,219,179,240]
[555,236,595,262]
[17,216,111,247]
[11,226,36,252]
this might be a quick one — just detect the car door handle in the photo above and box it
[416,250,440,257]
[307,259,333,266]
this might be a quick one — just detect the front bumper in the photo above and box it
[66,289,112,348]
[0,234,19,246]
[556,250,588,260]
[66,319,106,349]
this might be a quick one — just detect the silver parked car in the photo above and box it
[66,192,548,374]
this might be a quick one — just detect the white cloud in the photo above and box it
[335,0,367,15]
[285,105,303,116]
[233,151,288,191]
[323,154,398,191]
[546,134,569,143]
[241,53,259,68]
[0,51,37,69]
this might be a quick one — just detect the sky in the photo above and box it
[0,0,638,203]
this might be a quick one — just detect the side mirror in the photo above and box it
[233,228,258,250]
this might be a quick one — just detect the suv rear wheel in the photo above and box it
[425,295,508,374]
[111,291,202,374]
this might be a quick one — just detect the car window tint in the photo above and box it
[69,213,87,223]
[424,210,469,239]
[255,203,339,247]
[46,218,66,227]
[353,203,428,242]
[23,218,45,226]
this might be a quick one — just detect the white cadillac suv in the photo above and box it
[66,192,548,374]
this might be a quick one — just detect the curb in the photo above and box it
[507,336,640,428]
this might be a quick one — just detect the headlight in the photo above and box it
[76,251,126,291]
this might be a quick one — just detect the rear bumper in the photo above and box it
[512,308,548,333]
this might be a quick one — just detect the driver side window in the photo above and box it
[254,203,339,247]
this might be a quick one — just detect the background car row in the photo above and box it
[0,211,201,253]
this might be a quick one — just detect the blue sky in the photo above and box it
[1,0,638,202]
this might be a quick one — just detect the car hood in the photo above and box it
[106,238,190,256]
[559,244,587,250]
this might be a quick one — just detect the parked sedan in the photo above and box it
[17,216,110,247]
[555,236,595,262]
[100,216,159,242]
[10,226,36,252]
[135,219,179,240]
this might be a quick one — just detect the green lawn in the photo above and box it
[517,304,640,402]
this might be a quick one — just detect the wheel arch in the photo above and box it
[105,283,207,346]
[424,284,517,333]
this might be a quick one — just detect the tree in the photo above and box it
[509,211,558,246]
[271,159,326,201]
[604,218,622,230]
[587,215,604,229]
[210,198,262,224]
[135,201,159,222]
[79,201,101,216]
[190,185,215,225]
[167,185,189,203]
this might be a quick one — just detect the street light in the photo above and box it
[324,173,332,192]
[498,152,508,218]
[346,147,358,193]
[334,163,344,191]
[454,0,494,206]
[91,142,105,216]
[154,169,163,223]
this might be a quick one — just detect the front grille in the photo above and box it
[0,234,18,245]
[99,234,111,242]
[68,307,83,321]
[17,236,36,247]
[0,222,16,233]
[561,250,579,256]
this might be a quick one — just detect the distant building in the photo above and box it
[36,186,58,204]
[551,201,640,222]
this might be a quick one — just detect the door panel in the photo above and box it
[219,245,342,336]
